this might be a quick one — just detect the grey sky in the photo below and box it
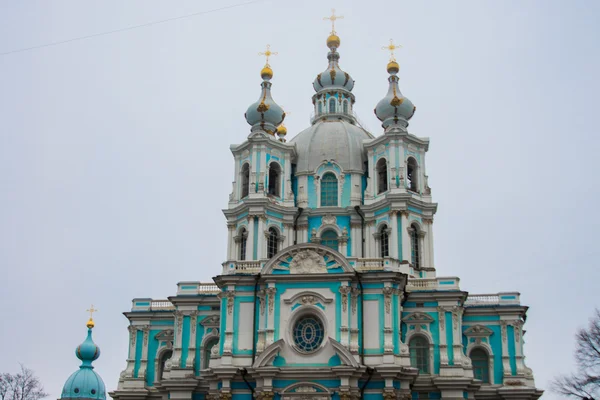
[0,1,598,399]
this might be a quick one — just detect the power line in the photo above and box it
[0,0,266,56]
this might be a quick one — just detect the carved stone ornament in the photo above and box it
[289,250,327,274]
[513,319,524,343]
[301,295,316,305]
[256,392,275,400]
[382,392,396,400]
[339,286,351,312]
[217,291,236,315]
[351,287,360,314]
[266,287,277,314]
[501,321,508,343]
[437,307,446,330]
[464,324,493,338]
[382,287,395,314]
[258,289,266,315]
[128,325,137,347]
[141,326,150,346]
[322,213,336,226]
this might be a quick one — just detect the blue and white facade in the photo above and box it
[109,30,542,400]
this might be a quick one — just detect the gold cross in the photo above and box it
[86,304,98,319]
[324,9,344,34]
[382,39,402,62]
[258,44,278,67]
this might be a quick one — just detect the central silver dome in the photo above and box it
[290,119,373,174]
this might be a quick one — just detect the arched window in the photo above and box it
[407,158,418,192]
[320,172,338,206]
[318,101,323,114]
[241,163,250,198]
[267,227,279,258]
[158,349,173,381]
[471,349,490,383]
[329,98,336,113]
[377,158,388,194]
[410,224,420,268]
[203,339,218,370]
[343,100,349,114]
[239,228,247,260]
[380,225,389,257]
[268,163,281,197]
[409,336,429,373]
[321,230,339,252]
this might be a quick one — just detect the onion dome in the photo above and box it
[61,318,106,400]
[312,35,354,93]
[245,64,285,135]
[374,60,415,130]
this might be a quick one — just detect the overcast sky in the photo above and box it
[0,1,598,399]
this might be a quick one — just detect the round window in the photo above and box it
[293,315,325,353]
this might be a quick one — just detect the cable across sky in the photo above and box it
[0,0,265,56]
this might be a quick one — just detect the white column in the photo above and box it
[382,286,394,356]
[351,222,361,257]
[246,216,255,260]
[451,307,464,365]
[427,219,435,270]
[265,286,277,347]
[400,212,411,263]
[257,215,266,259]
[437,307,449,366]
[138,326,150,377]
[501,321,512,376]
[365,221,374,257]
[172,311,184,366]
[339,285,351,348]
[390,211,399,259]
[185,311,199,368]
[227,224,235,260]
[350,287,359,355]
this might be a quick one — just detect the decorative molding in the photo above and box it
[382,287,395,314]
[339,286,351,312]
[266,287,277,314]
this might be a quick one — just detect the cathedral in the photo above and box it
[60,13,543,400]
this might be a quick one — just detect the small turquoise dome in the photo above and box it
[61,326,106,400]
[374,67,415,130]
[245,68,285,135]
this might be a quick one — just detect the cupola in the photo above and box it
[61,312,106,400]
[244,45,285,135]
[374,40,415,131]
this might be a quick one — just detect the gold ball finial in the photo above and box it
[327,34,341,49]
[387,60,400,74]
[86,318,95,329]
[277,123,287,137]
[261,65,273,80]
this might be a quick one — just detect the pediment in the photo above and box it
[403,312,435,324]
[464,324,494,337]
[261,243,353,275]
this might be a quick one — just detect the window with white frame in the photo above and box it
[410,224,420,268]
[409,336,429,373]
[320,172,338,206]
[267,227,279,258]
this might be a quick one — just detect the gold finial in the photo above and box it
[382,39,402,62]
[258,44,278,68]
[86,304,98,329]
[324,9,344,35]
